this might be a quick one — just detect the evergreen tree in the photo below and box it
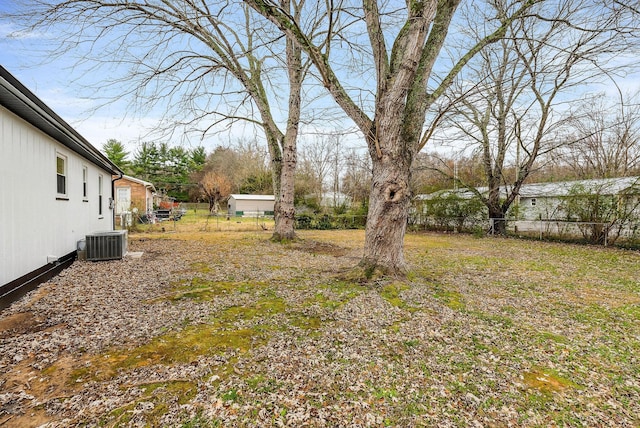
[132,142,160,182]
[131,142,208,202]
[190,146,207,172]
[102,139,130,173]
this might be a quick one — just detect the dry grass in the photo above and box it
[1,211,639,427]
[130,211,276,235]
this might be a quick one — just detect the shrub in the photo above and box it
[419,192,487,232]
[560,183,640,245]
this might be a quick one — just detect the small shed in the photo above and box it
[228,194,275,217]
[114,175,156,216]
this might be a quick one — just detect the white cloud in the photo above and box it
[71,115,165,154]
[0,23,47,40]
[68,113,247,156]
[41,89,96,112]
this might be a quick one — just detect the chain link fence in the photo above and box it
[409,214,640,248]
[295,213,367,230]
[498,219,640,247]
[408,213,486,234]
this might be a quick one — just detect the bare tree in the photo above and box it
[245,0,635,274]
[196,141,271,194]
[341,148,371,210]
[431,1,638,234]
[299,135,338,201]
[9,0,311,240]
[555,94,640,179]
[294,158,324,209]
[411,152,485,195]
[199,171,232,213]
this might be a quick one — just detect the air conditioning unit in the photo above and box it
[85,230,128,261]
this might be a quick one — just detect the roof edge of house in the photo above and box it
[0,65,122,176]
[120,174,156,192]
[415,176,640,200]
[229,194,276,200]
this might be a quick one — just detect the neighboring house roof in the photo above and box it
[516,177,640,198]
[229,194,275,201]
[119,175,156,192]
[416,176,640,201]
[414,188,478,201]
[0,65,122,176]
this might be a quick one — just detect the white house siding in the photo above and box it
[518,196,566,220]
[0,105,114,286]
[228,195,275,217]
[417,177,640,224]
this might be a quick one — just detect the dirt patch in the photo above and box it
[1,354,87,428]
[0,312,43,339]
[292,240,350,257]
[523,366,578,393]
[0,409,50,428]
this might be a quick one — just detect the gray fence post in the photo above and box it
[540,220,543,240]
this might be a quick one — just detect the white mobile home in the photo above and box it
[0,66,122,295]
[515,177,640,220]
[414,176,640,228]
[227,194,275,217]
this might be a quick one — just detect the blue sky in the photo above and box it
[0,28,366,158]
[0,2,366,157]
[0,23,178,154]
[0,21,258,155]
[1,2,639,159]
[0,19,333,158]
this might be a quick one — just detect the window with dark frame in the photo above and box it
[98,175,103,216]
[82,166,88,199]
[56,154,66,195]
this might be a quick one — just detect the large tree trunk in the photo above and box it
[270,1,301,242]
[360,129,413,276]
[272,138,297,240]
[488,205,507,235]
[361,159,411,275]
[268,135,298,242]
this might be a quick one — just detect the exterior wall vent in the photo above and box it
[85,230,128,261]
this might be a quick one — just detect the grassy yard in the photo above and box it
[138,213,638,425]
[126,209,276,234]
[2,210,639,426]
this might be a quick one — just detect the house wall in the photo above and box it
[0,105,114,286]
[114,179,152,214]
[517,196,566,220]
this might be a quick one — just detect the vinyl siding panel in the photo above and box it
[0,105,114,286]
[227,195,275,216]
